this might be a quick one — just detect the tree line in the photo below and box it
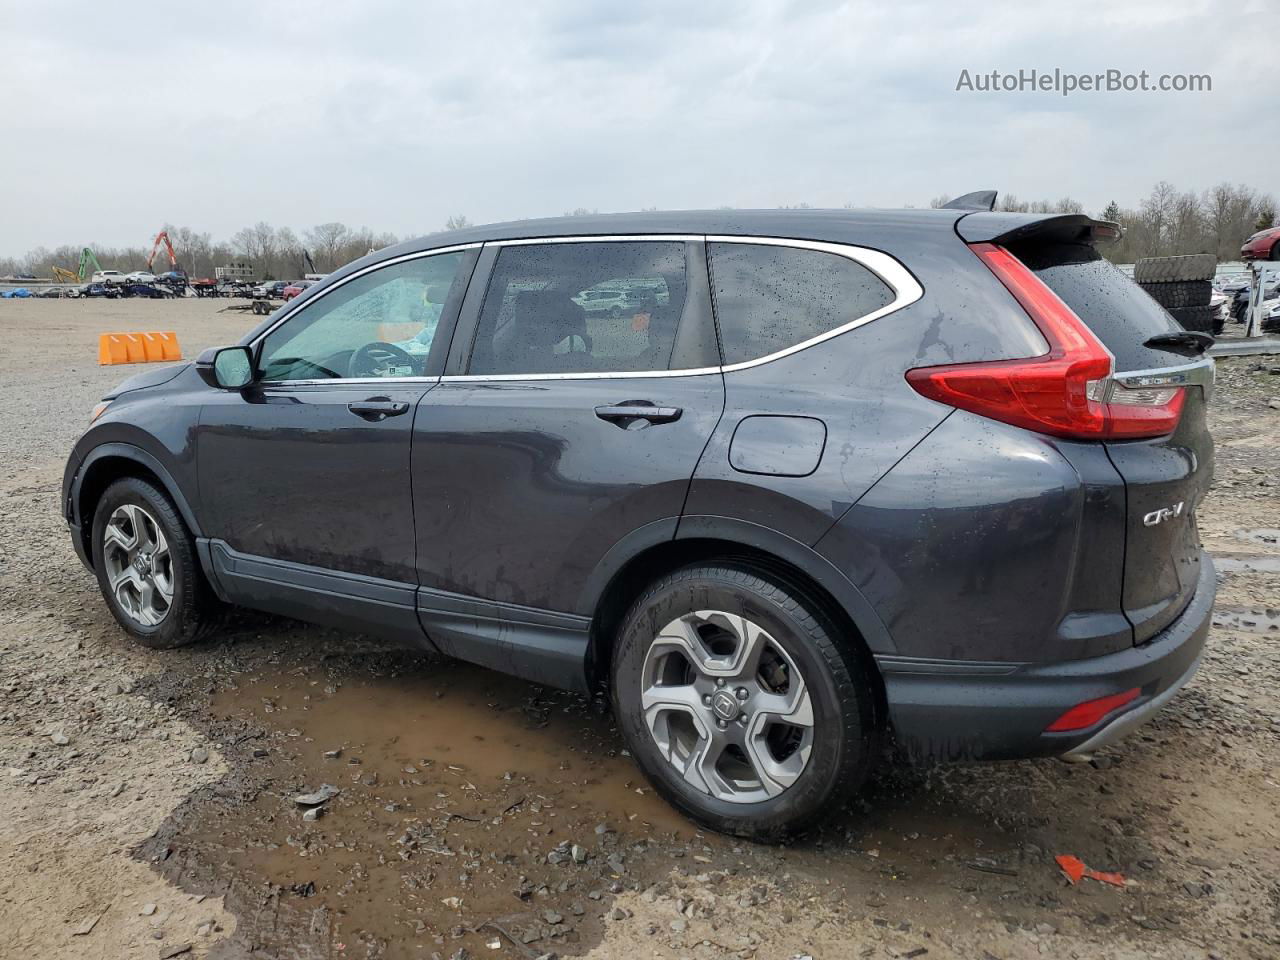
[2,222,401,282]
[3,181,1275,280]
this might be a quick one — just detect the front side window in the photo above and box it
[259,251,466,381]
[468,241,688,375]
[708,242,895,365]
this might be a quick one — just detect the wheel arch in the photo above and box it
[72,443,202,569]
[584,518,892,726]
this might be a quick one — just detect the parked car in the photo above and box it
[1231,279,1280,323]
[0,287,32,298]
[1210,289,1229,333]
[122,283,167,299]
[125,271,158,284]
[91,269,127,285]
[63,207,1215,838]
[252,280,290,299]
[282,280,315,301]
[79,282,118,298]
[1240,225,1280,261]
[572,286,627,315]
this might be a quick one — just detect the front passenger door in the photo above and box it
[197,248,477,640]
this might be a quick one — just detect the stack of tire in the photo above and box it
[1133,253,1220,335]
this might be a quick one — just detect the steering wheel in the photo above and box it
[348,341,418,378]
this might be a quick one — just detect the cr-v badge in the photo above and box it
[1143,501,1185,527]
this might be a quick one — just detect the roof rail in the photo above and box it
[941,190,998,212]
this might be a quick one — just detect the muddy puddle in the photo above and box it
[132,642,1137,959]
[1212,605,1280,634]
[139,652,706,959]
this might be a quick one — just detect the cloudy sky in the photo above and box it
[1,0,1275,254]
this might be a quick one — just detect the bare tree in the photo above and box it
[1138,181,1178,257]
[306,222,353,272]
[444,215,472,230]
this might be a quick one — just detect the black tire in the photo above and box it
[1139,279,1211,310]
[1271,242,1280,262]
[90,477,221,649]
[1132,254,1216,284]
[1167,303,1216,333]
[611,563,878,840]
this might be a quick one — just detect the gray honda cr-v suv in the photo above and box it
[64,196,1215,837]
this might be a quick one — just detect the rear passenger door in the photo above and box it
[410,238,724,686]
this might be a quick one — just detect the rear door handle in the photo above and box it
[594,403,683,426]
[348,398,409,421]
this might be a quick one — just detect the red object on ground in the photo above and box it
[1056,854,1127,888]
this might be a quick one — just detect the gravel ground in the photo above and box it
[0,297,1277,960]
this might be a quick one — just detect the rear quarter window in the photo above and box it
[708,242,895,365]
[1012,243,1180,370]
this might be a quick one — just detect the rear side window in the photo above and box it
[1012,243,1179,370]
[708,242,894,365]
[469,241,689,375]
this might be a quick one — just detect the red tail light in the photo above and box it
[1046,687,1140,732]
[905,244,1184,440]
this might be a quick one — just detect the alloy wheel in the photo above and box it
[640,610,814,803]
[101,504,174,627]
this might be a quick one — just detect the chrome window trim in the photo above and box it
[255,376,442,387]
[489,234,702,247]
[441,234,922,383]
[251,235,923,386]
[1112,356,1215,401]
[706,236,924,373]
[440,367,722,383]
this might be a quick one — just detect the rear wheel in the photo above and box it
[91,477,221,649]
[612,564,877,839]
[1271,242,1280,262]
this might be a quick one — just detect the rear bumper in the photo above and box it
[879,552,1214,763]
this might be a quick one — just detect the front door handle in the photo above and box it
[348,398,409,421]
[594,402,683,427]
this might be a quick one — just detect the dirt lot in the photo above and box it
[1,297,1277,960]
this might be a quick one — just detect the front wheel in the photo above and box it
[612,564,878,839]
[91,477,221,649]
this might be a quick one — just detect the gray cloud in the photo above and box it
[1,0,1275,254]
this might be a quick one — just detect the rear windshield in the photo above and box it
[1011,242,1180,370]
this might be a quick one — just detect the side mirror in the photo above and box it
[196,345,255,389]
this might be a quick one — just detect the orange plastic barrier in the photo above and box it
[98,331,182,365]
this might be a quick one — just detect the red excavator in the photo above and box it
[145,230,181,273]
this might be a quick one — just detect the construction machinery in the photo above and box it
[52,266,79,283]
[146,231,182,274]
[78,247,103,281]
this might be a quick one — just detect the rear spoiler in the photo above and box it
[957,211,1121,246]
